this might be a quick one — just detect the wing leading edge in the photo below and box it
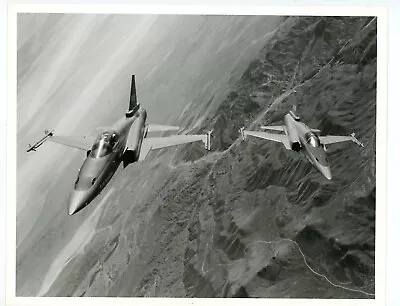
[47,135,95,151]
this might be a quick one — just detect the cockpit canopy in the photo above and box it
[305,131,321,148]
[90,131,119,158]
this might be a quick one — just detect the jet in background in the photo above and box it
[28,75,211,215]
[240,106,364,180]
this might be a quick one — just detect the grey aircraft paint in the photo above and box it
[68,108,147,215]
[283,112,332,180]
[242,108,364,180]
[27,75,211,215]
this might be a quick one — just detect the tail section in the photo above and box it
[126,75,140,118]
[129,75,137,109]
[289,105,300,121]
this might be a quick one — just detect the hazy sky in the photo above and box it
[16,13,281,246]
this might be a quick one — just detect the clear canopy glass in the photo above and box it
[305,131,320,148]
[90,131,119,158]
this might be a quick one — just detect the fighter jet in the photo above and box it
[240,106,364,180]
[28,75,211,215]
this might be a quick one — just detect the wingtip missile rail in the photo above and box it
[205,129,213,150]
[239,127,246,140]
[27,144,36,152]
[350,132,364,148]
[26,129,54,152]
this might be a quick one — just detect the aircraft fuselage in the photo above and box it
[27,75,211,216]
[283,113,332,180]
[67,108,148,215]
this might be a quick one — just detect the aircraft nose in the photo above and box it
[68,190,88,215]
[320,165,332,180]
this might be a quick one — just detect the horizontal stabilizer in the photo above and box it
[260,125,285,132]
[147,124,180,133]
[95,126,111,132]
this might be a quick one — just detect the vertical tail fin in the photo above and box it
[289,104,300,121]
[129,75,137,110]
[126,75,140,118]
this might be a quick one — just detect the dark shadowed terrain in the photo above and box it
[16,15,376,298]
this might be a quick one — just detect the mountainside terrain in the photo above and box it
[17,16,376,298]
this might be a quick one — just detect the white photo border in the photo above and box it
[6,4,388,306]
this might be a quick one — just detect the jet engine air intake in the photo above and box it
[291,141,301,151]
[285,121,301,151]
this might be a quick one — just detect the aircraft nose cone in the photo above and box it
[68,190,88,215]
[320,165,332,180]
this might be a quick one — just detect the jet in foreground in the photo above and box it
[28,75,211,215]
[240,107,364,180]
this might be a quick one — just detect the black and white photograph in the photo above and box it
[7,4,387,304]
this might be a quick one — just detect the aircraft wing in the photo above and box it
[138,134,208,161]
[319,133,364,147]
[47,135,95,151]
[147,124,180,133]
[243,130,291,150]
[319,135,353,145]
